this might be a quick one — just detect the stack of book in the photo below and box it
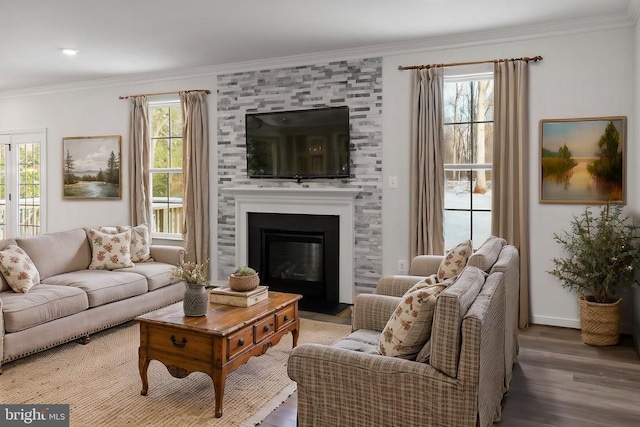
[209,285,268,307]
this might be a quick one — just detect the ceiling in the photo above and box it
[1,0,637,93]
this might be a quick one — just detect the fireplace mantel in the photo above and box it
[221,186,361,304]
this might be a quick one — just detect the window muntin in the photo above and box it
[443,77,493,250]
[149,103,183,238]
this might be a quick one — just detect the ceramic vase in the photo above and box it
[183,283,208,316]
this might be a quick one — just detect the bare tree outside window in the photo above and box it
[443,77,493,250]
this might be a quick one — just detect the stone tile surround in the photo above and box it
[216,57,382,292]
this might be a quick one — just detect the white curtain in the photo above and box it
[410,67,445,258]
[493,60,530,328]
[180,91,210,264]
[129,95,151,226]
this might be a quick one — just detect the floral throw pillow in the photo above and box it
[117,224,153,262]
[437,239,473,282]
[378,280,448,359]
[0,245,40,293]
[87,229,134,270]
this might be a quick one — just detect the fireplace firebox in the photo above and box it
[248,213,346,314]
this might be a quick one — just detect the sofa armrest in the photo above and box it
[376,275,425,297]
[149,245,185,266]
[352,294,400,332]
[288,343,456,426]
[409,255,443,276]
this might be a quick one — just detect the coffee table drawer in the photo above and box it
[148,327,212,360]
[254,315,276,343]
[276,304,296,330]
[227,326,253,359]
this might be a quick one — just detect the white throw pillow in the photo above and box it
[87,229,134,270]
[117,224,153,262]
[437,239,472,282]
[378,279,447,359]
[0,245,40,293]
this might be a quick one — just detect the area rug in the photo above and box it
[0,318,351,426]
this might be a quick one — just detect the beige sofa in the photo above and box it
[0,228,187,373]
[288,238,519,427]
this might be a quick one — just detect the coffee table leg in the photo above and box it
[212,368,227,418]
[292,320,300,348]
[138,348,150,396]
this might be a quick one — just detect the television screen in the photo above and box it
[246,106,350,180]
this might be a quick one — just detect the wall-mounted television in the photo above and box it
[246,106,350,181]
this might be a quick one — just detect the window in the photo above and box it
[443,75,493,250]
[0,130,46,238]
[149,101,184,238]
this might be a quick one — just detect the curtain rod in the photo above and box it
[397,55,542,71]
[118,89,211,100]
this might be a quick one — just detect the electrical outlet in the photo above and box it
[388,176,398,188]
[397,259,409,274]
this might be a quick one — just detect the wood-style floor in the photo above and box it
[260,311,640,427]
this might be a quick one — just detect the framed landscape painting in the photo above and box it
[63,135,122,199]
[539,116,626,204]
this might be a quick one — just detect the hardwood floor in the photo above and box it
[260,313,640,427]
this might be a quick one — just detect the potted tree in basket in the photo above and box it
[548,202,640,345]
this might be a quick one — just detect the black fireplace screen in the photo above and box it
[266,234,323,283]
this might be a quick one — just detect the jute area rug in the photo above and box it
[1,318,351,427]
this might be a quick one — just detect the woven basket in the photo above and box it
[228,273,260,292]
[579,294,621,346]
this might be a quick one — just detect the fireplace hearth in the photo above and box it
[248,212,348,314]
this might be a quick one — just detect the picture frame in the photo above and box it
[539,116,626,204]
[63,135,122,199]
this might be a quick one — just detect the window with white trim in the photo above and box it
[443,74,493,250]
[0,130,46,238]
[149,100,184,238]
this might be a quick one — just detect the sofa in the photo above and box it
[288,237,520,427]
[0,227,187,373]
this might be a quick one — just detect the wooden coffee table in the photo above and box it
[136,291,302,418]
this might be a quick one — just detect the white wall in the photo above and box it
[0,76,218,238]
[382,27,636,328]
[0,24,636,328]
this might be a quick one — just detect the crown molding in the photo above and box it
[0,13,635,100]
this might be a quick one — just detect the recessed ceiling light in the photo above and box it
[61,48,79,56]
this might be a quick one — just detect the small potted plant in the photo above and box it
[548,202,640,345]
[229,266,260,292]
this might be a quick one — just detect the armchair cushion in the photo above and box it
[437,239,472,281]
[379,278,447,359]
[333,329,380,355]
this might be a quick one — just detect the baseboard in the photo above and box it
[530,315,580,329]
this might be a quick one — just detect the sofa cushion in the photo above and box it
[100,224,153,263]
[42,270,148,308]
[467,235,506,272]
[0,245,40,293]
[0,238,18,292]
[333,329,381,355]
[0,284,89,332]
[430,266,487,377]
[437,239,472,282]
[116,261,179,291]
[118,224,153,262]
[87,229,135,270]
[16,228,91,281]
[379,278,448,359]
